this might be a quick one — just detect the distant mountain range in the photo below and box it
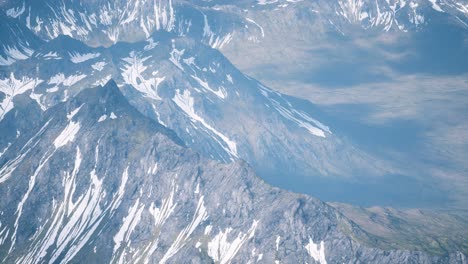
[1,0,467,47]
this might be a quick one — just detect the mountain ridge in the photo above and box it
[0,1,467,262]
[0,80,466,263]
[1,30,413,207]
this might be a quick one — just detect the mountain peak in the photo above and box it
[42,79,186,147]
[71,79,129,110]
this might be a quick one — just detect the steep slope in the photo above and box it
[0,13,43,66]
[2,0,467,210]
[1,0,467,48]
[1,32,406,206]
[217,0,468,210]
[0,0,241,48]
[0,0,466,262]
[330,202,468,256]
[0,81,465,263]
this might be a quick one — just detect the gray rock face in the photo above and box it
[0,81,465,263]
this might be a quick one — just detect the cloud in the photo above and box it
[275,74,468,204]
[283,74,468,123]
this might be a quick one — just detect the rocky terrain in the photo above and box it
[0,0,467,263]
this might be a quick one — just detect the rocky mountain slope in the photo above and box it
[0,81,465,263]
[330,202,468,257]
[0,0,467,262]
[1,29,402,205]
[1,0,467,48]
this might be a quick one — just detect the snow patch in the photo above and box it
[0,45,34,66]
[48,73,86,87]
[6,3,25,18]
[260,86,331,138]
[207,220,259,264]
[0,55,15,66]
[67,104,84,120]
[138,181,177,263]
[246,18,265,38]
[0,120,51,185]
[226,74,234,84]
[144,38,158,51]
[54,121,81,148]
[0,143,11,159]
[205,225,213,235]
[172,89,238,158]
[92,75,112,87]
[305,239,327,264]
[91,61,107,71]
[0,73,43,121]
[257,0,279,5]
[121,52,165,100]
[257,253,263,262]
[69,52,100,63]
[46,87,59,93]
[191,75,226,99]
[29,92,46,111]
[43,52,61,60]
[202,14,233,49]
[160,196,208,264]
[169,40,185,70]
[98,115,107,122]
[428,0,444,12]
[17,151,128,264]
[112,199,145,262]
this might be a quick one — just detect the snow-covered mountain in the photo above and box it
[0,0,242,48]
[1,0,466,48]
[0,13,43,66]
[243,0,468,31]
[0,80,465,263]
[0,0,465,206]
[1,31,399,199]
[0,0,467,262]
